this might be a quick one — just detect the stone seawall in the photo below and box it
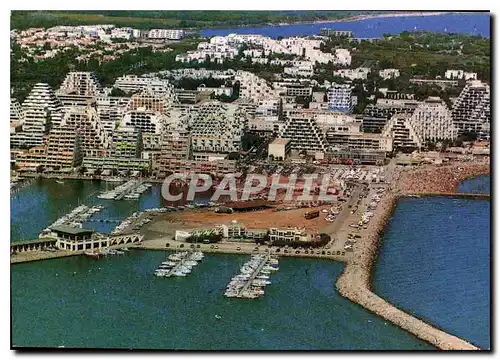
[336,188,480,350]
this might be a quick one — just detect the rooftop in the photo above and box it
[51,225,95,235]
[271,138,291,146]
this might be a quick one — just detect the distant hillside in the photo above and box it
[10,10,377,30]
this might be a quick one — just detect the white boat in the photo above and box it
[162,261,178,267]
[168,254,182,261]
[105,177,125,183]
[173,270,187,277]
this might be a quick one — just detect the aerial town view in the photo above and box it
[10,10,491,351]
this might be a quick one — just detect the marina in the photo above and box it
[154,251,204,278]
[224,254,279,299]
[38,204,104,238]
[97,180,152,200]
[9,161,490,349]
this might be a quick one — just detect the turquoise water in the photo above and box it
[10,179,163,242]
[10,176,490,350]
[373,177,490,349]
[11,251,433,350]
[201,13,490,38]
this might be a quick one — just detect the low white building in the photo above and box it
[268,138,292,159]
[148,29,185,40]
[445,69,478,80]
[379,68,400,80]
[334,67,371,80]
[197,84,233,97]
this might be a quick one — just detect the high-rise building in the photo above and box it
[188,101,247,154]
[119,109,165,134]
[111,127,140,158]
[10,98,24,123]
[96,96,130,136]
[61,106,110,157]
[452,80,490,137]
[127,87,176,114]
[44,125,83,169]
[10,106,51,148]
[235,71,276,101]
[279,112,328,154]
[327,84,353,113]
[410,97,457,141]
[381,114,423,151]
[22,83,63,127]
[362,99,420,133]
[58,71,103,96]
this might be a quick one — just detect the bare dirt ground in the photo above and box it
[143,205,335,237]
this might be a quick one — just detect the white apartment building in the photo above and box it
[176,41,238,64]
[119,109,165,134]
[272,82,313,97]
[188,101,247,154]
[235,71,276,101]
[164,68,236,81]
[445,70,478,80]
[58,72,103,97]
[381,114,423,150]
[334,49,352,66]
[269,227,311,243]
[10,98,24,124]
[284,61,315,77]
[379,68,401,80]
[96,96,130,135]
[327,84,353,113]
[110,27,135,40]
[248,116,280,135]
[255,98,281,117]
[243,49,270,57]
[10,106,51,148]
[410,97,457,141]
[148,29,185,40]
[197,84,233,97]
[452,80,490,136]
[334,67,371,81]
[60,106,110,157]
[113,75,175,95]
[111,127,139,158]
[279,112,328,154]
[326,121,393,153]
[22,83,64,127]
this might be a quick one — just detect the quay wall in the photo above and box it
[402,192,490,200]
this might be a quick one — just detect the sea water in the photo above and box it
[373,177,490,349]
[201,13,490,38]
[11,252,433,350]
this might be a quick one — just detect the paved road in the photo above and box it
[320,184,363,238]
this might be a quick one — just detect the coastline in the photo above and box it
[197,11,473,33]
[10,160,490,349]
[335,160,489,350]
